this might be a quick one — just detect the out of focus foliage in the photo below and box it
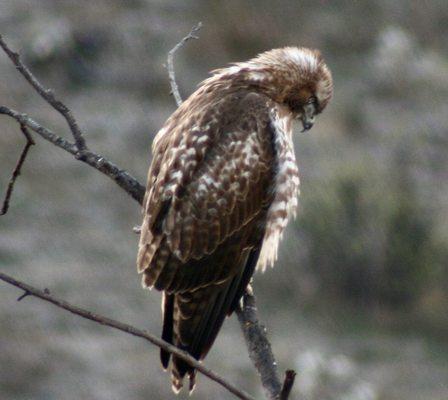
[1,1,447,400]
[299,162,440,309]
[290,25,448,317]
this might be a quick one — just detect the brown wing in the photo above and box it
[137,90,277,391]
[137,90,276,291]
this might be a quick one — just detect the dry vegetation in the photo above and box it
[1,1,447,399]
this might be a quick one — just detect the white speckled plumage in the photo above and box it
[137,46,333,392]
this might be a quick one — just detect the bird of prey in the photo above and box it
[137,47,333,392]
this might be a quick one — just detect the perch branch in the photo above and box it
[0,34,87,151]
[1,124,34,215]
[236,292,282,400]
[166,22,202,106]
[0,272,254,400]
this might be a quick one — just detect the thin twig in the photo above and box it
[166,22,202,106]
[0,271,255,400]
[1,124,35,215]
[0,34,87,151]
[16,290,31,301]
[236,292,282,400]
[0,106,145,204]
[280,370,297,400]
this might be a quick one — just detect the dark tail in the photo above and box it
[159,246,260,393]
[160,293,174,370]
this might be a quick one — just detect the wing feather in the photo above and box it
[137,91,276,293]
[137,90,280,393]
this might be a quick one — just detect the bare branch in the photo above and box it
[0,106,145,204]
[1,124,35,215]
[236,292,283,400]
[280,370,297,400]
[0,34,87,151]
[166,22,202,106]
[0,271,255,400]
[16,290,31,301]
[0,106,77,153]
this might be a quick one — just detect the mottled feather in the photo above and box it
[137,46,333,392]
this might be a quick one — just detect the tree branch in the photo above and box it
[166,22,202,107]
[0,34,87,151]
[0,272,254,400]
[236,292,282,400]
[1,123,35,215]
[0,106,145,204]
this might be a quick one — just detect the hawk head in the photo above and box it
[213,47,333,132]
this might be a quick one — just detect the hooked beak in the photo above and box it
[300,103,316,132]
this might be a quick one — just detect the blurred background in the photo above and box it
[0,1,447,399]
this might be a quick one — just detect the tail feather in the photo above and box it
[160,293,174,369]
[162,246,262,393]
[188,249,243,359]
[198,245,260,357]
[166,279,237,393]
[193,269,244,359]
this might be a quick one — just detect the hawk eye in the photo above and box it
[307,96,317,105]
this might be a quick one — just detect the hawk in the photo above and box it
[137,47,333,392]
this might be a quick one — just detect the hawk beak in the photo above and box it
[300,103,316,132]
